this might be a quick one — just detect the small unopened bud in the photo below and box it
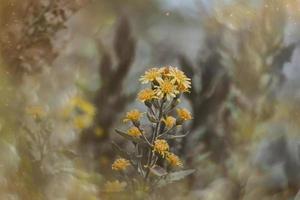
[144,100,152,108]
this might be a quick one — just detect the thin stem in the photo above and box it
[145,99,165,180]
[157,126,176,138]
[136,126,152,147]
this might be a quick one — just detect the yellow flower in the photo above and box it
[25,106,46,119]
[153,139,169,157]
[166,152,183,167]
[139,68,161,84]
[104,180,127,193]
[162,116,176,129]
[112,158,130,171]
[155,78,179,100]
[137,88,156,102]
[168,67,191,91]
[70,96,96,117]
[73,116,94,129]
[127,127,142,137]
[63,96,96,129]
[177,108,192,121]
[123,109,143,123]
[177,83,189,93]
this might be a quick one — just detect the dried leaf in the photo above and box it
[150,165,168,177]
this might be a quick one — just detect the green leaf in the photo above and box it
[115,129,143,143]
[158,169,195,187]
[150,165,168,177]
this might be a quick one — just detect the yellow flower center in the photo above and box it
[161,66,171,76]
[160,79,176,94]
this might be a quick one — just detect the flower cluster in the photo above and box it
[109,66,193,192]
[139,66,191,101]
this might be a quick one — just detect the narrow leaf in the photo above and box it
[111,142,131,160]
[163,132,190,140]
[115,129,142,143]
[147,112,157,123]
[158,169,195,187]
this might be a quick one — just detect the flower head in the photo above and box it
[104,180,127,193]
[166,152,183,167]
[169,67,191,91]
[162,116,176,129]
[127,127,142,137]
[153,139,169,157]
[123,109,143,123]
[155,78,179,100]
[139,68,161,84]
[177,83,189,93]
[177,108,192,121]
[137,88,156,102]
[112,158,130,171]
[160,66,171,76]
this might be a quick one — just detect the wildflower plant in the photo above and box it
[108,66,195,194]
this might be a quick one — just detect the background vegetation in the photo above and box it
[1,0,300,199]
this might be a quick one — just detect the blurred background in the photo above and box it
[1,0,300,199]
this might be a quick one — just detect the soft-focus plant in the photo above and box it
[105,66,195,197]
[81,16,136,145]
[62,96,96,130]
[0,0,89,77]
